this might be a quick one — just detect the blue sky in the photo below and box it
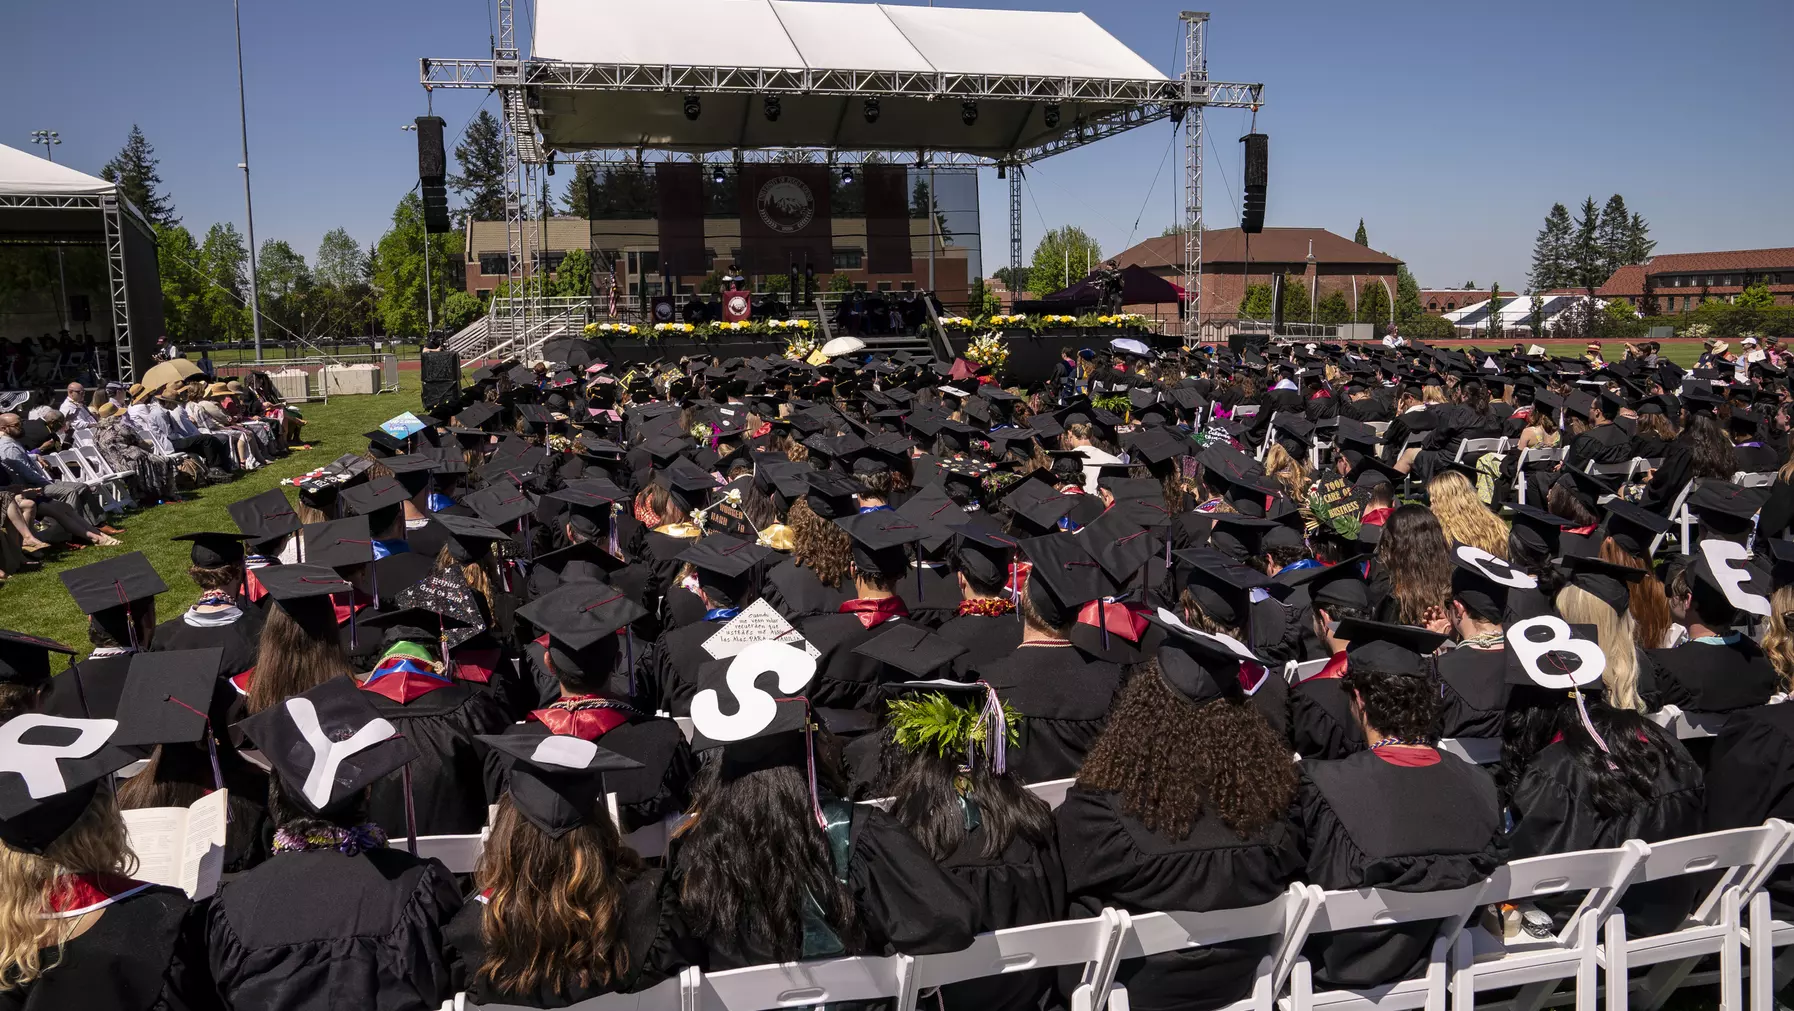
[11,0,1791,291]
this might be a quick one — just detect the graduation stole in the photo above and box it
[527,695,638,739]
[1075,598,1150,643]
[44,873,152,919]
[838,596,909,629]
[360,642,453,704]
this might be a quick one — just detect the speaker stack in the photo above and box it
[1240,133,1268,235]
[416,116,451,234]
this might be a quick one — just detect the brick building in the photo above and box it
[1421,288,1515,315]
[1597,247,1794,312]
[1109,227,1402,319]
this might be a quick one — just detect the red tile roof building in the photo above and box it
[1109,227,1401,319]
[1597,247,1794,312]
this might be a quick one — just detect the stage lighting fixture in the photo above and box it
[1044,104,1061,128]
[863,97,880,124]
[683,95,702,121]
[546,151,556,176]
[712,166,726,185]
[997,163,1006,180]
[764,96,781,122]
[961,101,979,126]
[841,167,854,185]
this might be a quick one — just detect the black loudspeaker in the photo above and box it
[68,294,91,323]
[1271,272,1285,334]
[1240,133,1268,234]
[415,116,447,183]
[422,182,452,234]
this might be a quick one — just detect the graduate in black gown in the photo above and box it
[1703,696,1794,917]
[639,533,775,716]
[240,564,357,718]
[1171,547,1293,745]
[0,630,72,723]
[352,608,509,838]
[1059,614,1302,1011]
[933,520,1024,674]
[762,474,859,620]
[502,586,696,834]
[0,712,202,1011]
[1293,619,1506,989]
[1283,559,1372,758]
[41,552,166,722]
[207,677,462,1011]
[150,532,264,677]
[299,516,385,669]
[1434,546,1538,742]
[666,680,979,971]
[970,535,1123,783]
[795,511,931,718]
[448,733,691,1008]
[1643,543,1780,714]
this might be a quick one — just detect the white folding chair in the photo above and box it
[1449,842,1648,1011]
[1618,824,1794,1011]
[1285,658,1331,684]
[1453,437,1509,465]
[458,965,696,1011]
[1026,778,1076,810]
[75,444,133,511]
[1645,705,1730,741]
[1257,415,1284,462]
[1661,478,1701,555]
[1742,821,1794,1011]
[1735,471,1776,489]
[1286,880,1490,1011]
[1107,884,1320,1011]
[1234,405,1261,421]
[45,450,84,484]
[1366,421,1390,439]
[693,953,913,1011]
[1513,448,1564,506]
[414,832,488,875]
[675,716,695,743]
[897,909,1127,1011]
[1435,738,1502,765]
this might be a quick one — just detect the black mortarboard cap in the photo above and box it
[1175,548,1273,628]
[338,478,409,519]
[1285,556,1371,613]
[1690,482,1769,536]
[895,487,970,553]
[363,429,407,456]
[464,480,540,527]
[430,512,508,563]
[679,534,772,580]
[456,402,500,430]
[1127,426,1190,466]
[1002,478,1075,532]
[355,606,474,651]
[528,539,628,583]
[229,488,301,544]
[1144,609,1273,704]
[687,692,813,758]
[1600,499,1673,558]
[0,714,136,853]
[379,453,440,495]
[171,531,250,569]
[660,459,719,512]
[951,519,1021,588]
[256,563,352,602]
[1018,535,1105,623]
[1207,513,1285,562]
[1078,508,1160,584]
[302,516,375,571]
[477,733,643,837]
[1558,553,1645,613]
[851,623,967,678]
[837,512,926,579]
[804,471,862,520]
[59,552,167,615]
[1336,617,1448,678]
[0,630,72,686]
[236,677,418,815]
[112,649,227,747]
[514,583,648,653]
[1448,544,1538,617]
[1505,504,1573,557]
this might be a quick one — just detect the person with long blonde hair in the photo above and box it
[0,716,196,1007]
[1427,472,1509,559]
[1261,443,1310,502]
[1555,557,1647,712]
[1760,585,1794,695]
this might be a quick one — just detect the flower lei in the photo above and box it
[957,597,1015,618]
[273,822,388,857]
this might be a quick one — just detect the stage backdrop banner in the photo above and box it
[656,163,707,278]
[737,164,831,276]
[863,165,911,275]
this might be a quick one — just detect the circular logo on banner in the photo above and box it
[653,299,675,322]
[756,175,815,234]
[726,294,750,317]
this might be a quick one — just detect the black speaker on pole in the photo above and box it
[68,294,91,323]
[416,116,452,234]
[421,182,452,234]
[1271,272,1285,335]
[1240,132,1268,235]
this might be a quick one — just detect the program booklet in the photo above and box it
[122,790,228,899]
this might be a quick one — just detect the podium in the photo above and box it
[722,291,752,323]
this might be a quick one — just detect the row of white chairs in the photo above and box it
[444,820,1794,1011]
[41,436,133,512]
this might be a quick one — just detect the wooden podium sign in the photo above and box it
[723,292,752,323]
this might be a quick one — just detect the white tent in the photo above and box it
[527,0,1172,156]
[0,143,115,197]
[1444,294,1607,333]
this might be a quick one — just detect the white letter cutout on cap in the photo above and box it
[1455,545,1539,588]
[285,697,397,811]
[530,734,598,770]
[0,714,118,799]
[1510,616,1605,689]
[1699,539,1772,617]
[689,640,817,743]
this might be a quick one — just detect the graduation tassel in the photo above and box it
[1099,597,1109,650]
[402,763,419,857]
[624,627,636,697]
[608,503,621,558]
[980,683,1006,776]
[802,713,827,831]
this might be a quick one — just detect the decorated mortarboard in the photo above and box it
[338,478,409,518]
[1334,617,1449,678]
[803,470,863,520]
[0,630,72,686]
[171,531,250,568]
[1284,555,1372,613]
[0,713,137,853]
[59,552,167,615]
[112,649,227,748]
[302,516,375,571]
[851,623,968,679]
[256,563,352,603]
[236,677,418,815]
[1017,534,1106,623]
[464,480,540,527]
[1556,553,1644,613]
[1502,615,1607,690]
[836,511,926,579]
[1448,544,1538,616]
[1690,539,1773,619]
[430,512,509,563]
[476,733,643,837]
[1143,608,1274,703]
[229,488,301,544]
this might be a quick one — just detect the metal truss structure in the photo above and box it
[0,192,144,379]
[421,2,1261,347]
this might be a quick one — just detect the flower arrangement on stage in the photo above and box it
[988,314,1026,326]
[766,319,813,331]
[939,316,978,331]
[651,322,698,336]
[1041,314,1079,325]
[783,334,822,361]
[1093,313,1151,330]
[965,332,1009,371]
[709,320,754,333]
[585,322,640,336]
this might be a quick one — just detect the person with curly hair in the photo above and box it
[762,479,856,620]
[1294,619,1505,989]
[1058,623,1301,1011]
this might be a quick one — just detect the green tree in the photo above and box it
[450,109,507,223]
[993,265,1031,295]
[826,272,855,294]
[257,239,312,337]
[313,228,366,290]
[1570,196,1603,290]
[1595,195,1632,280]
[100,125,177,225]
[1603,298,1639,325]
[1529,294,1546,333]
[1238,283,1274,319]
[155,224,207,342]
[1529,202,1573,291]
[1357,280,1392,326]
[967,277,1000,316]
[1394,265,1423,323]
[1738,283,1776,310]
[1281,277,1311,323]
[1485,284,1503,339]
[197,223,251,341]
[1314,290,1351,326]
[1029,226,1101,294]
[760,273,791,295]
[1353,219,1368,246]
[371,193,453,337]
[1624,211,1656,265]
[561,160,599,218]
[440,290,483,332]
[554,247,593,298]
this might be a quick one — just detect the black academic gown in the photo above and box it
[795,611,913,718]
[1564,423,1633,470]
[151,609,264,677]
[485,711,696,835]
[896,566,960,629]
[662,803,980,970]
[1058,787,1302,1011]
[360,679,512,837]
[1288,664,1364,760]
[445,869,689,1009]
[763,559,852,620]
[936,610,1026,677]
[1296,748,1506,989]
[1641,638,1779,714]
[205,847,463,1011]
[1508,736,1705,936]
[1434,645,1510,741]
[934,820,1067,1011]
[1704,703,1794,918]
[0,884,197,1011]
[972,644,1124,784]
[642,615,736,717]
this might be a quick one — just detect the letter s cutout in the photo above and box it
[689,641,817,743]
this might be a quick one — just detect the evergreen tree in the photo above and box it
[156,225,206,341]
[1353,219,1368,246]
[1394,265,1423,322]
[553,247,594,298]
[1570,197,1603,290]
[1281,278,1311,323]
[1596,195,1631,280]
[1314,290,1351,326]
[1238,283,1275,319]
[1357,280,1391,327]
[1528,203,1573,291]
[450,110,507,223]
[561,160,600,218]
[1486,283,1503,339]
[100,125,177,225]
[1624,211,1656,265]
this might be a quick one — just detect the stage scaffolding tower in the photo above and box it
[424,1,1261,351]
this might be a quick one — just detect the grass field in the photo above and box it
[1434,339,1705,369]
[0,374,422,655]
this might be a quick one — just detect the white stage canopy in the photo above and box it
[0,143,115,197]
[1444,294,1610,333]
[525,0,1176,158]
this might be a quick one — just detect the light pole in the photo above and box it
[234,0,264,359]
[29,131,70,333]
[401,123,436,336]
[1305,239,1317,327]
